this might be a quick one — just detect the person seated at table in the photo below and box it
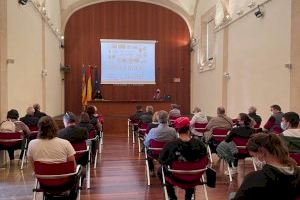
[158,117,207,200]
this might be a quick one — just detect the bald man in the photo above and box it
[205,107,233,131]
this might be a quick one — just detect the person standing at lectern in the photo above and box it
[153,89,162,100]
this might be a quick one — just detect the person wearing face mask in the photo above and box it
[280,112,300,153]
[230,133,300,200]
[216,113,255,175]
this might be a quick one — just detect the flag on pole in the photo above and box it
[86,65,93,102]
[93,65,100,99]
[81,65,87,107]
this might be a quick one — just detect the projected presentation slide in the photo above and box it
[100,39,156,84]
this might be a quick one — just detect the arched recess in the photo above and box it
[61,0,194,36]
[64,1,191,114]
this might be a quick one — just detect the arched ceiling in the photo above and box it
[60,0,198,35]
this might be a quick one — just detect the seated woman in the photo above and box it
[27,116,76,164]
[216,113,254,175]
[280,112,300,153]
[158,117,207,200]
[190,107,208,137]
[77,112,95,133]
[147,111,159,132]
[86,105,102,134]
[231,133,300,200]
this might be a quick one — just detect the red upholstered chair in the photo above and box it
[254,123,261,129]
[212,128,229,143]
[28,126,39,140]
[137,122,149,153]
[88,130,100,169]
[194,122,208,136]
[272,127,283,134]
[0,131,27,169]
[128,119,140,144]
[145,139,166,186]
[169,116,179,127]
[71,141,91,189]
[32,161,82,200]
[290,153,300,166]
[162,157,209,200]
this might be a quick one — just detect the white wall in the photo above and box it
[6,0,63,117]
[191,0,291,122]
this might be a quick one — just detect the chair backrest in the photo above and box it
[88,130,96,139]
[34,161,76,188]
[169,156,208,183]
[290,153,300,166]
[272,127,283,134]
[194,123,207,129]
[0,132,23,148]
[233,137,249,154]
[28,126,38,131]
[148,139,166,158]
[212,129,229,143]
[139,122,148,136]
[254,123,261,129]
[71,140,89,165]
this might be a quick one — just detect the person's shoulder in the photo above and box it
[242,169,268,186]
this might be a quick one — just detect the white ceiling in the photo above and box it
[61,0,198,16]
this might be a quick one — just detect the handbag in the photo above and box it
[206,167,216,188]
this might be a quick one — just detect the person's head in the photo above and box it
[146,105,153,113]
[136,105,143,112]
[79,112,90,123]
[63,112,77,127]
[193,107,201,114]
[38,116,58,139]
[152,111,159,123]
[270,104,281,114]
[237,113,252,126]
[93,105,98,112]
[246,133,296,167]
[217,107,226,116]
[248,106,257,114]
[156,89,160,94]
[174,117,190,134]
[86,105,96,116]
[7,109,19,120]
[26,106,35,116]
[157,110,168,124]
[33,103,40,111]
[281,112,300,130]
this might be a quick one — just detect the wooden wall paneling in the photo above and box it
[64,1,191,114]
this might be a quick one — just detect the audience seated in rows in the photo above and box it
[280,112,300,153]
[169,104,181,119]
[0,109,31,160]
[27,116,78,199]
[20,106,39,127]
[130,105,144,122]
[139,105,154,124]
[33,103,47,119]
[86,105,102,133]
[158,117,207,200]
[205,107,233,131]
[77,112,95,133]
[216,113,255,175]
[144,110,177,175]
[248,106,262,127]
[263,104,284,133]
[190,107,208,136]
[58,112,88,143]
[231,133,300,200]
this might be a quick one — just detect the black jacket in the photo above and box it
[33,110,47,119]
[234,164,300,200]
[58,125,88,143]
[225,126,254,143]
[20,115,39,127]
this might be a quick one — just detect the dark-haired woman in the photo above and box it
[216,113,255,175]
[27,116,76,164]
[231,133,300,200]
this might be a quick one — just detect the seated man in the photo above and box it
[205,106,233,131]
[144,110,177,175]
[33,103,47,119]
[248,106,262,127]
[139,105,154,124]
[77,112,95,133]
[20,106,39,127]
[169,104,181,119]
[58,112,88,143]
[158,117,207,200]
[280,112,300,153]
[263,104,284,133]
[0,109,31,160]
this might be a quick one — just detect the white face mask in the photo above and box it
[280,122,288,130]
[253,157,266,169]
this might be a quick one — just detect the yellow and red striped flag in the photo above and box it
[86,65,93,102]
[81,65,87,107]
